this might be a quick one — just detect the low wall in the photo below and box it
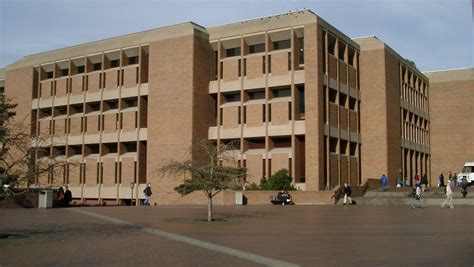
[151,190,335,205]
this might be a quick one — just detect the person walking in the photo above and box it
[381,174,388,192]
[143,183,152,205]
[343,183,352,205]
[441,180,454,209]
[415,173,421,186]
[438,173,445,187]
[453,173,457,188]
[420,173,428,187]
[461,176,468,198]
[411,184,426,208]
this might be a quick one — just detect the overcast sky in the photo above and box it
[0,0,472,71]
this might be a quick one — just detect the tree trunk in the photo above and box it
[207,196,213,222]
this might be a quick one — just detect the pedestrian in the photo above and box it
[381,174,388,192]
[453,173,457,188]
[441,180,454,209]
[57,186,65,206]
[411,184,426,208]
[143,183,152,205]
[397,171,402,188]
[415,173,421,186]
[438,173,445,187]
[461,176,468,198]
[343,183,352,205]
[448,171,452,184]
[420,173,428,187]
[64,186,72,207]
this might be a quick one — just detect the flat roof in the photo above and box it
[353,36,428,81]
[6,22,206,70]
[424,67,474,83]
[207,9,359,49]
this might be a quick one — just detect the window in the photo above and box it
[248,138,265,149]
[349,97,357,110]
[124,98,138,108]
[329,88,337,103]
[273,39,291,50]
[329,137,338,153]
[128,56,138,65]
[226,47,241,57]
[338,41,346,60]
[93,62,102,71]
[248,90,265,100]
[110,59,120,68]
[339,93,347,107]
[328,34,336,55]
[238,59,241,77]
[340,140,348,155]
[348,47,355,66]
[124,142,137,153]
[262,56,266,74]
[76,65,85,74]
[297,85,305,120]
[298,38,304,65]
[273,88,291,98]
[46,71,54,79]
[106,101,118,110]
[61,69,69,76]
[224,93,240,103]
[272,137,291,148]
[249,43,265,54]
[89,102,101,112]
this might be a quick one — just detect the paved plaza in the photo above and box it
[1,205,473,267]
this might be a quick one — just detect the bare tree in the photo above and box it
[161,139,246,222]
[1,96,69,200]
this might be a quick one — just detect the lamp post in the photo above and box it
[130,182,135,206]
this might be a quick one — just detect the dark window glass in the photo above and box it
[128,56,138,65]
[46,71,54,79]
[226,47,241,57]
[110,59,120,68]
[328,34,336,55]
[273,39,291,50]
[61,69,69,76]
[297,85,305,119]
[93,62,102,71]
[248,90,265,100]
[298,38,304,65]
[249,43,265,54]
[224,93,241,102]
[273,88,291,98]
[349,97,357,110]
[329,88,337,103]
[76,66,85,74]
[329,137,338,153]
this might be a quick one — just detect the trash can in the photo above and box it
[38,190,53,208]
[235,191,243,205]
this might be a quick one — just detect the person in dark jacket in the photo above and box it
[439,173,445,187]
[461,177,468,198]
[63,186,72,207]
[343,183,352,205]
[420,173,428,187]
[143,183,152,205]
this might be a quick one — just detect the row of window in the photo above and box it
[328,137,359,156]
[36,111,142,136]
[222,86,295,103]
[224,38,302,58]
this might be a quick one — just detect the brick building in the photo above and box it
[355,36,431,186]
[424,68,474,181]
[0,9,448,204]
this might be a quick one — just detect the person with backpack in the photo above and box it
[411,184,426,208]
[143,183,153,205]
[441,180,454,209]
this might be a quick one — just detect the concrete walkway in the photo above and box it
[1,205,473,266]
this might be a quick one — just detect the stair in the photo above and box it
[339,187,474,206]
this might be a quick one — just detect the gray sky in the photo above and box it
[0,0,472,71]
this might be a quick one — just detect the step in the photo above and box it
[340,197,474,206]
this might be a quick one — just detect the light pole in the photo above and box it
[130,182,135,206]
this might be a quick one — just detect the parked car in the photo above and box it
[458,162,474,184]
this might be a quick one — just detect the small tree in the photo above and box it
[161,139,246,222]
[259,169,296,191]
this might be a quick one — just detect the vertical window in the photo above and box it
[243,106,247,124]
[288,102,292,121]
[288,52,291,71]
[238,106,241,124]
[298,37,304,65]
[238,59,241,77]
[262,56,266,74]
[268,55,272,74]
[220,62,223,79]
[262,104,266,122]
[243,58,247,77]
